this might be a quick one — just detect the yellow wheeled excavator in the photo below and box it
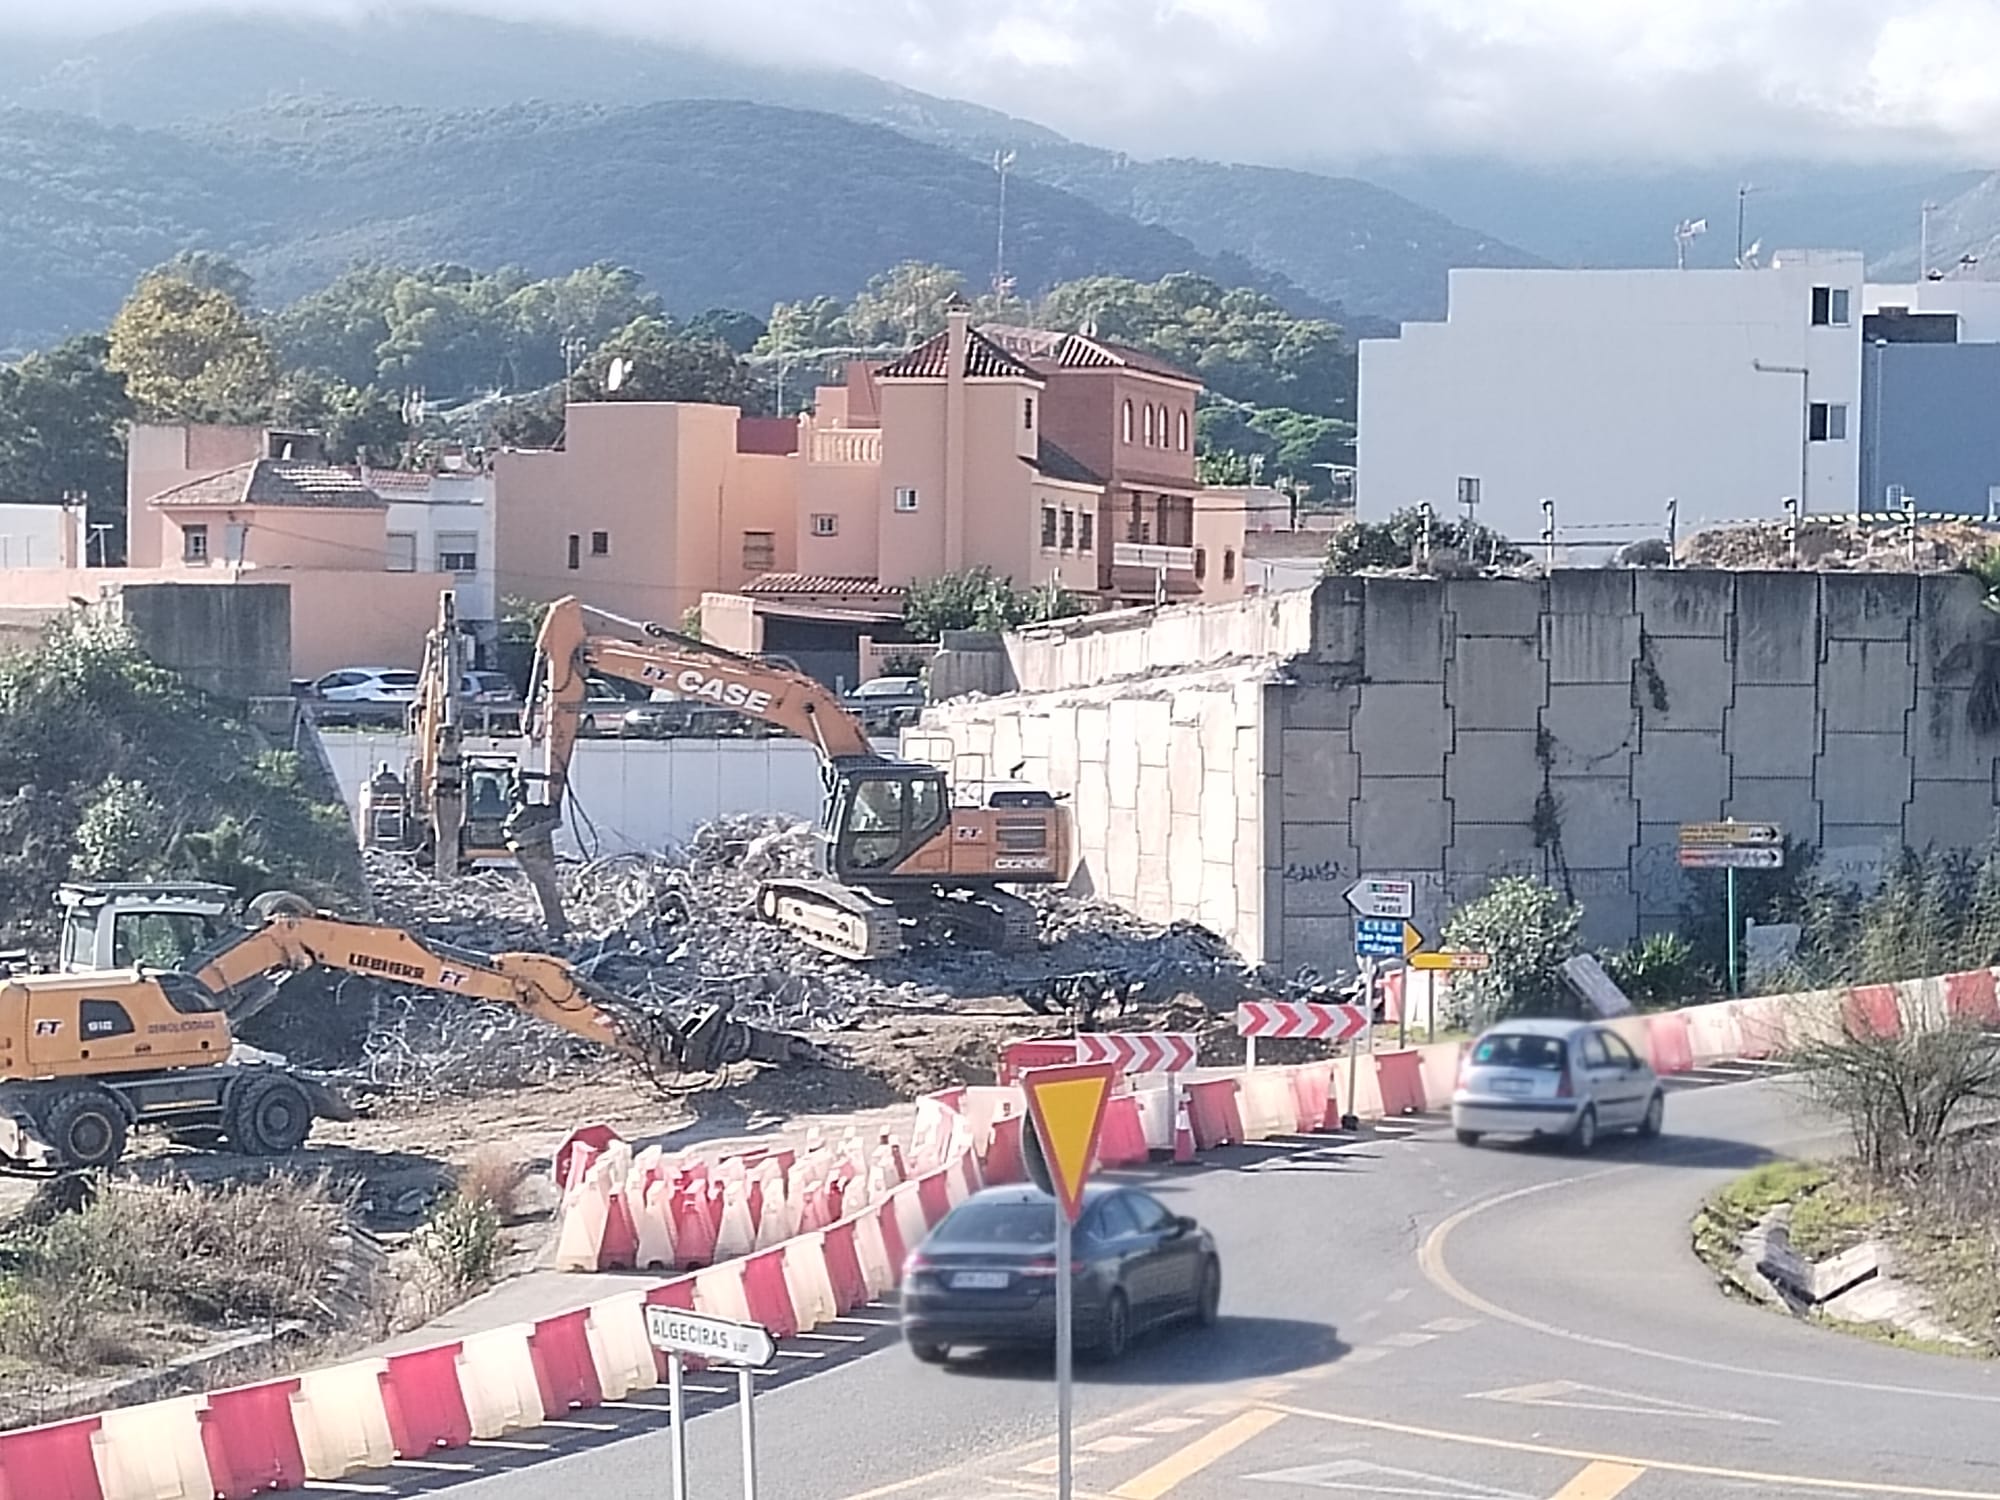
[0,886,817,1174]
[506,596,1073,960]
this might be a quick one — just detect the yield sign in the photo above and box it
[1469,1380,1776,1426]
[1019,1061,1116,1222]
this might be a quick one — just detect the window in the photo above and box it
[566,533,581,570]
[1079,512,1094,553]
[1176,408,1189,451]
[1041,506,1059,549]
[1602,1031,1641,1068]
[811,513,839,537]
[1023,396,1035,430]
[1143,402,1156,447]
[1222,548,1236,581]
[1087,1193,1144,1240]
[1809,401,1849,441]
[182,524,208,563]
[590,530,610,557]
[1122,1191,1176,1234]
[894,486,920,512]
[1121,399,1134,444]
[437,531,478,574]
[1194,545,1208,581]
[1470,1032,1567,1070]
[742,531,776,571]
[1811,286,1852,327]
[1580,1031,1612,1068]
[386,531,417,572]
[1060,509,1074,550]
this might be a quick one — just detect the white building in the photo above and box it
[1359,252,1866,541]
[364,465,497,639]
[0,500,86,568]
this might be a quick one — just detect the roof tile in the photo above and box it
[149,459,386,511]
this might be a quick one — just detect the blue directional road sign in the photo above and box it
[1355,916,1423,960]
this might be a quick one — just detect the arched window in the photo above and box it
[1176,408,1189,451]
[1143,403,1155,447]
[1122,399,1134,444]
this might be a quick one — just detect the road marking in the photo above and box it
[1084,1435,1154,1455]
[1135,1417,1205,1435]
[1345,1346,1392,1365]
[1550,1462,1647,1500]
[1022,1453,1098,1475]
[1379,1331,1440,1347]
[1267,1399,2000,1497]
[1111,1408,1286,1499]
[1471,1379,1776,1426]
[1248,1457,1535,1496]
[1423,1316,1481,1333]
[1415,1148,2000,1408]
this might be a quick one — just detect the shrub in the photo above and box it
[1601,932,1708,1008]
[1440,877,1583,1028]
[1793,1020,2000,1180]
[414,1193,503,1296]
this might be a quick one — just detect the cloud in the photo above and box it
[15,0,2000,164]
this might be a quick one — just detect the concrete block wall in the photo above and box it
[911,571,2000,983]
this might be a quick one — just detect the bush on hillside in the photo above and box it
[1440,877,1582,1029]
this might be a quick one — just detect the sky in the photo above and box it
[5,0,2000,166]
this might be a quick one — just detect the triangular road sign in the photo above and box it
[1469,1379,1776,1426]
[1248,1458,1535,1497]
[1019,1061,1116,1222]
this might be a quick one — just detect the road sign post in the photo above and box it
[645,1306,778,1500]
[1677,821,1783,998]
[1020,1062,1117,1500]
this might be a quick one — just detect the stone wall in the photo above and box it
[910,571,2000,979]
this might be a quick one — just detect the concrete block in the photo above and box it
[1135,855,1171,922]
[1134,699,1172,767]
[1726,687,1821,779]
[1103,801,1140,903]
[1572,881,1639,950]
[1636,569,1734,638]
[1280,823,1357,917]
[1278,678,1359,731]
[1542,684,1638,776]
[1281,916,1349,979]
[1353,777,1451,869]
[1362,577,1446,683]
[1822,639,1915,733]
[1905,781,1999,854]
[1353,683,1449,777]
[1917,573,1992,689]
[1726,778,1821,848]
[1819,830,1900,891]
[1911,688,1998,781]
[1548,569,1636,617]
[1734,572,1820,686]
[1279,730,1359,822]
[1201,857,1244,952]
[1137,765,1172,859]
[1107,719,1139,811]
[1815,732,1913,826]
[1546,778,1638,870]
[1823,572,1918,641]
[1544,611,1640,686]
[1445,825,1545,898]
[1447,578,1544,637]
[1168,721,1204,809]
[1446,730,1543,824]
[1075,704,1110,763]
[1308,576,1367,674]
[1448,637,1545,730]
[1632,827,1689,918]
[1632,730,1729,823]
[1168,815,1204,911]
[1640,635,1732,730]
[1200,767,1237,864]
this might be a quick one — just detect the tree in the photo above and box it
[901,567,1087,640]
[578,317,761,408]
[154,250,255,308]
[756,295,852,355]
[271,374,410,465]
[0,335,132,557]
[680,307,767,355]
[843,262,969,348]
[1441,877,1583,1029]
[107,272,279,421]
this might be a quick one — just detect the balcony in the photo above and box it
[810,428,882,465]
[1109,541,1201,599]
[1112,542,1197,573]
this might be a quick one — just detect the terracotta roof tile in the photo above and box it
[149,459,386,511]
[979,324,1201,386]
[740,573,907,600]
[876,328,1041,381]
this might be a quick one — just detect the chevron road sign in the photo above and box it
[1073,1032,1201,1074]
[1235,1001,1369,1042]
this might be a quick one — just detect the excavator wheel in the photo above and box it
[226,1073,315,1156]
[249,890,315,923]
[41,1086,130,1172]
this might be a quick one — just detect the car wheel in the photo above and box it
[1089,1290,1131,1363]
[1568,1105,1598,1155]
[1455,1128,1481,1147]
[1194,1257,1221,1327]
[909,1341,948,1365]
[1637,1091,1665,1139]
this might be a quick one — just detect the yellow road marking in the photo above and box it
[1268,1399,2000,1498]
[1550,1461,1647,1500]
[1110,1408,1286,1500]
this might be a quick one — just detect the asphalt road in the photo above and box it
[427,1073,2000,1500]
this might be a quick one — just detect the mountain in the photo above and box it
[0,10,1533,329]
[0,98,1336,349]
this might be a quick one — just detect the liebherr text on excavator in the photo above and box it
[506,596,1072,960]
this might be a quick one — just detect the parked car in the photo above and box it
[844,674,927,734]
[576,678,648,737]
[1451,1018,1664,1152]
[900,1183,1220,1365]
[303,667,420,726]
[460,670,523,733]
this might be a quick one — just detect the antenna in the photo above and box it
[993,149,1017,299]
[1920,200,1939,280]
[1735,184,1759,266]
[1673,217,1707,270]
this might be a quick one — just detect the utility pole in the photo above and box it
[1665,498,1678,566]
[1735,184,1755,266]
[1921,201,1938,281]
[993,149,1017,300]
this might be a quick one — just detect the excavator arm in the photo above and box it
[190,904,817,1079]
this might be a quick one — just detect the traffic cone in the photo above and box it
[1172,1083,1196,1165]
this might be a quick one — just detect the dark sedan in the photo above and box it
[900,1183,1220,1365]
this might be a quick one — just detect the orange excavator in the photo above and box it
[506,596,1072,960]
[0,887,817,1173]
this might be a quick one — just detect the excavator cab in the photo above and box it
[460,756,520,865]
[826,762,951,878]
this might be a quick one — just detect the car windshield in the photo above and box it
[379,672,420,688]
[931,1201,1055,1245]
[1472,1032,1569,1071]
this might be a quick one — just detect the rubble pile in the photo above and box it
[344,814,1283,1097]
[1681,517,1999,571]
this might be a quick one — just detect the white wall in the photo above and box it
[1863,282,2000,344]
[1360,253,1865,537]
[376,472,496,628]
[0,503,84,568]
[320,732,835,856]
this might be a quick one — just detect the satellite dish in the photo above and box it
[606,357,630,393]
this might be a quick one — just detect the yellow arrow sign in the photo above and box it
[1400,921,1424,956]
[1020,1062,1116,1222]
[1411,950,1493,972]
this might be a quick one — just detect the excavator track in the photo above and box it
[920,887,1040,954]
[756,879,905,961]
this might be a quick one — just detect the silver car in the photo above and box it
[1451,1018,1664,1152]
